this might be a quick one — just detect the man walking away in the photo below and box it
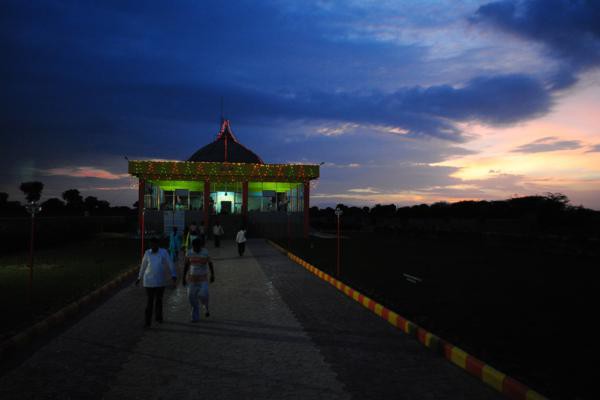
[212,220,224,248]
[183,237,215,322]
[136,237,177,327]
[235,226,247,256]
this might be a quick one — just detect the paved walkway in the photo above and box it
[0,239,502,399]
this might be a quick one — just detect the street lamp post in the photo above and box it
[335,207,343,277]
[140,207,146,259]
[287,210,292,250]
[25,201,41,303]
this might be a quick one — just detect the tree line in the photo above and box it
[310,193,600,235]
[0,181,134,217]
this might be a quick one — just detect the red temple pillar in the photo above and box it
[203,180,210,233]
[138,178,145,259]
[303,181,310,238]
[242,181,248,226]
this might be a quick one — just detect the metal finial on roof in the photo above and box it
[220,96,224,123]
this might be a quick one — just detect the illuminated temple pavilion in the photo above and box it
[128,119,320,238]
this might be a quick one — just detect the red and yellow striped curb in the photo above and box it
[0,266,138,361]
[267,240,547,400]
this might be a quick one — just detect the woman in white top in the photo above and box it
[136,237,177,327]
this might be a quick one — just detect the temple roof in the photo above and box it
[187,119,264,164]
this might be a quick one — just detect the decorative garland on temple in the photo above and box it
[128,160,319,182]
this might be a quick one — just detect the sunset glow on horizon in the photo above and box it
[429,72,600,207]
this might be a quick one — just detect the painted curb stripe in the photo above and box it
[381,307,389,320]
[466,355,485,378]
[267,240,548,400]
[526,389,546,400]
[449,347,469,369]
[482,365,506,392]
[503,377,529,399]
[387,311,398,326]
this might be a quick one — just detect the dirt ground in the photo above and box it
[0,235,139,341]
[275,231,599,399]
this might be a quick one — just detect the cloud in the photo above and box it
[0,1,557,152]
[12,72,547,144]
[512,136,583,153]
[84,186,136,191]
[226,72,552,137]
[586,144,600,153]
[41,167,129,180]
[472,0,600,89]
[391,74,552,125]
[348,187,380,194]
[312,191,427,205]
[324,162,362,169]
[315,123,360,136]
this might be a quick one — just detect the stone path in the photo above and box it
[0,239,502,399]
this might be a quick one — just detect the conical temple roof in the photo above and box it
[187,119,264,164]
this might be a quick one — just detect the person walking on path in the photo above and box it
[212,220,224,248]
[136,237,177,327]
[183,222,199,254]
[235,226,247,256]
[168,226,181,264]
[183,237,215,322]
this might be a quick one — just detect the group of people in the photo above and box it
[170,221,247,259]
[136,221,247,327]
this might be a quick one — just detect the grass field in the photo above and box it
[0,234,139,341]
[275,231,599,399]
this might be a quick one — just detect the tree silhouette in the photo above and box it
[40,198,66,216]
[84,196,100,214]
[0,191,27,217]
[62,189,84,215]
[62,189,83,205]
[20,181,44,202]
[84,196,111,215]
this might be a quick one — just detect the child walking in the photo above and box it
[183,236,215,322]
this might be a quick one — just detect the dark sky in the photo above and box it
[2,0,600,208]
